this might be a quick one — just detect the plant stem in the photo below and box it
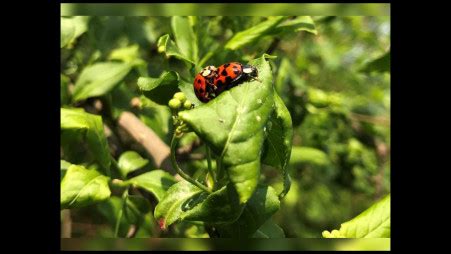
[205,145,215,182]
[114,188,129,237]
[170,132,211,193]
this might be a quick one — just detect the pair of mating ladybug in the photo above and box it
[193,62,259,102]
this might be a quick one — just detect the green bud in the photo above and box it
[168,98,181,109]
[183,100,193,110]
[173,92,186,103]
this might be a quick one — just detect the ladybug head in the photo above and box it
[242,65,258,79]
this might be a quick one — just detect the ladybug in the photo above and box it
[193,65,218,102]
[214,62,259,93]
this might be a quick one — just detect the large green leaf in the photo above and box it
[225,16,288,50]
[179,56,275,203]
[322,194,390,238]
[125,170,177,202]
[61,108,111,172]
[216,185,280,238]
[171,16,199,64]
[155,182,243,229]
[61,164,111,209]
[157,34,195,65]
[138,71,180,105]
[261,92,293,198]
[72,62,132,101]
[117,151,149,178]
[252,219,285,238]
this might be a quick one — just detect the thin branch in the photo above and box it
[117,111,174,173]
[61,209,72,238]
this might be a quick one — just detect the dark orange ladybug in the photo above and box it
[214,62,259,93]
[193,65,218,102]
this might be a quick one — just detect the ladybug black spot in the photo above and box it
[199,88,204,93]
[197,79,201,84]
[233,69,240,75]
[221,69,228,76]
[225,76,233,83]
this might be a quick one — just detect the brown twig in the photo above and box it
[117,111,174,173]
[61,209,72,238]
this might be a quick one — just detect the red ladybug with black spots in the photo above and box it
[214,62,259,93]
[193,62,259,103]
[193,65,218,102]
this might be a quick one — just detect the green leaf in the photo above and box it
[108,44,140,64]
[61,164,111,209]
[138,71,180,105]
[216,185,280,238]
[61,17,75,48]
[117,151,149,178]
[273,16,317,35]
[60,160,72,179]
[126,170,177,202]
[171,16,199,64]
[360,50,390,73]
[261,92,293,198]
[322,194,390,238]
[225,16,288,50]
[72,62,132,101]
[290,146,331,167]
[179,56,275,203]
[155,182,243,229]
[123,195,152,225]
[252,219,285,238]
[61,74,71,105]
[154,181,204,229]
[182,183,243,224]
[61,16,89,48]
[61,108,111,173]
[157,34,195,65]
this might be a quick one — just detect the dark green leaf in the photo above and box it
[61,164,111,209]
[323,194,390,238]
[61,74,71,105]
[225,16,288,50]
[360,50,390,73]
[252,219,285,238]
[261,92,293,198]
[61,108,111,173]
[124,195,152,225]
[216,185,280,238]
[171,16,199,64]
[138,71,180,105]
[126,170,177,202]
[157,34,195,65]
[117,151,149,178]
[179,56,275,203]
[72,62,132,101]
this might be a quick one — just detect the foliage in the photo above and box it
[60,15,390,239]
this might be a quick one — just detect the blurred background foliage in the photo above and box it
[61,15,390,240]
